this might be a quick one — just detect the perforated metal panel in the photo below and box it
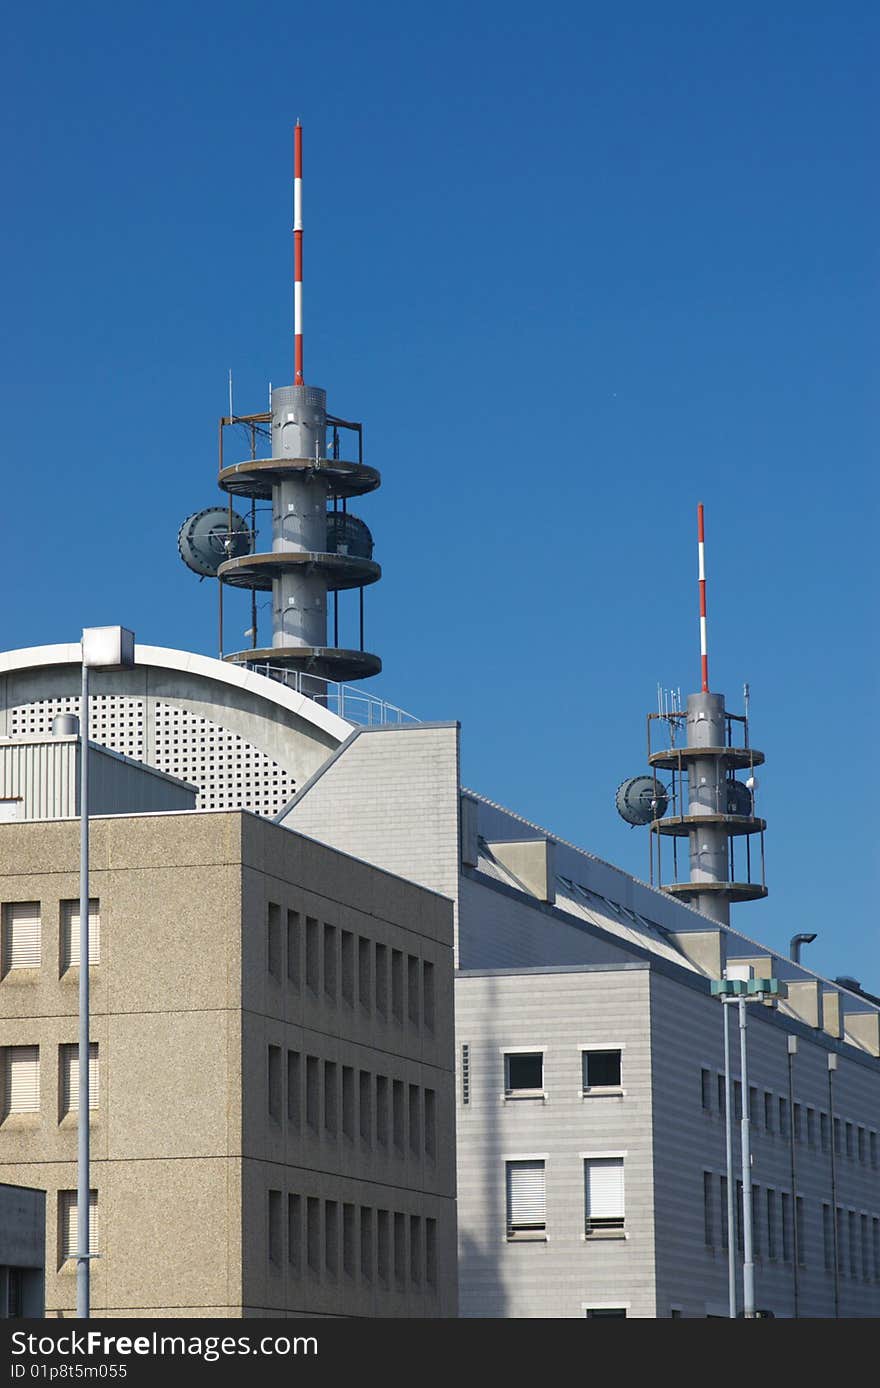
[10,696,145,759]
[8,697,296,819]
[153,703,296,817]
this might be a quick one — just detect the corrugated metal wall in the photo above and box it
[0,739,196,819]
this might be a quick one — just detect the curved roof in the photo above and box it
[0,642,354,742]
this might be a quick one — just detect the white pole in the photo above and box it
[77,661,90,1319]
[739,997,755,1317]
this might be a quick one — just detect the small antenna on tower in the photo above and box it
[697,501,709,693]
[228,369,234,420]
[293,121,303,386]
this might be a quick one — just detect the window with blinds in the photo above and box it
[58,1190,98,1262]
[584,1157,625,1234]
[60,900,100,970]
[59,1044,99,1116]
[1,903,41,972]
[1,1046,40,1117]
[506,1160,546,1236]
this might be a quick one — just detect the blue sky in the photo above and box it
[1,2,876,986]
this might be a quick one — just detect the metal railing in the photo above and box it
[245,662,418,727]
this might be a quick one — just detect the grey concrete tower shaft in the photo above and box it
[685,691,731,926]
[270,385,329,651]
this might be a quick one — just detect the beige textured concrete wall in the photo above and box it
[0,809,457,1319]
[0,814,245,1317]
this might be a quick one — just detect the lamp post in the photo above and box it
[711,974,784,1319]
[77,627,135,1320]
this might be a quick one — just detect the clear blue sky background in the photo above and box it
[1,3,876,986]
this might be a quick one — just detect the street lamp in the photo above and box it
[78,627,135,1320]
[711,974,784,1319]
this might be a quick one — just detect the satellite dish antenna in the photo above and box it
[326,512,374,559]
[616,775,669,827]
[178,507,251,578]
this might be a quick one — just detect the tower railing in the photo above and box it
[245,661,418,727]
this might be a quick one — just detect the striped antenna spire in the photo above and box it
[697,502,709,692]
[294,121,303,386]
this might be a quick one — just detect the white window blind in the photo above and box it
[59,1190,98,1261]
[2,1046,40,1115]
[585,1158,625,1230]
[506,1160,546,1230]
[2,903,41,969]
[61,900,100,969]
[60,1044,99,1114]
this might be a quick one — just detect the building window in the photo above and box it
[845,1122,855,1161]
[286,910,300,987]
[781,1193,792,1262]
[306,1197,321,1274]
[357,937,371,1011]
[733,1081,743,1122]
[848,1211,858,1278]
[703,1172,714,1246]
[59,1043,98,1116]
[506,1159,546,1238]
[701,1069,712,1110]
[720,1176,729,1249]
[766,1188,778,1260]
[717,1074,726,1117]
[409,1215,422,1285]
[873,1218,880,1282]
[823,1204,833,1272]
[749,1086,759,1126]
[423,960,435,1033]
[504,1052,544,1097]
[793,1103,803,1142]
[60,901,99,971]
[1,1046,39,1117]
[871,1131,879,1169]
[323,925,337,1001]
[343,1203,356,1278]
[323,1062,338,1136]
[266,903,281,978]
[268,1189,282,1265]
[287,1051,301,1130]
[305,918,319,992]
[861,1214,870,1281]
[584,1157,625,1236]
[426,1217,437,1287]
[857,1126,867,1164]
[267,1046,282,1122]
[751,1185,761,1258]
[582,1049,622,1092]
[376,1074,389,1146]
[806,1107,816,1147]
[325,1202,339,1279]
[288,1194,301,1273]
[360,1207,373,1282]
[820,1111,829,1151]
[796,1196,805,1267]
[585,1307,627,1318]
[391,949,404,1022]
[778,1095,788,1137]
[763,1091,774,1133]
[407,955,420,1028]
[341,932,355,1007]
[58,1190,97,1265]
[2,903,41,972]
[408,1085,421,1155]
[461,1044,470,1105]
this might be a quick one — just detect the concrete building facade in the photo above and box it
[279,720,880,1318]
[0,812,457,1317]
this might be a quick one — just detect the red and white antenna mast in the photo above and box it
[697,502,709,693]
[294,120,304,386]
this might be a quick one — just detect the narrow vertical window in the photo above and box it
[268,1045,282,1122]
[822,1204,833,1272]
[342,1066,355,1140]
[343,1203,356,1278]
[58,1190,97,1265]
[1,1046,40,1117]
[394,1212,406,1289]
[59,1043,98,1116]
[767,1188,777,1260]
[323,924,337,1001]
[341,931,354,1007]
[408,1085,421,1156]
[305,917,319,992]
[2,902,42,973]
[323,1061,338,1136]
[286,909,300,987]
[288,1194,301,1273]
[423,960,435,1033]
[426,1217,437,1287]
[267,902,281,978]
[306,1055,320,1130]
[461,1044,470,1105]
[424,1088,436,1159]
[410,1215,422,1285]
[781,1193,792,1262]
[377,1209,390,1284]
[375,943,388,1016]
[700,1069,712,1111]
[703,1172,714,1246]
[360,1207,373,1282]
[358,936,371,1011]
[359,1070,372,1144]
[306,1197,321,1274]
[407,955,420,1027]
[796,1197,806,1267]
[325,1201,339,1279]
[268,1189,282,1265]
[287,1051,301,1130]
[391,949,404,1022]
[376,1074,389,1147]
[392,1079,405,1151]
